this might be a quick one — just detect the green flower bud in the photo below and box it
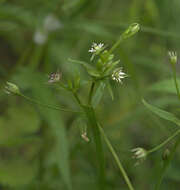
[162,148,170,161]
[122,23,140,39]
[5,82,20,95]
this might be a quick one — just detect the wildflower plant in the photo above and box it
[6,20,180,190]
[5,23,140,190]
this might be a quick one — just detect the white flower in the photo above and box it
[44,14,62,32]
[33,29,48,45]
[131,147,147,165]
[89,42,104,53]
[168,51,177,64]
[112,67,127,83]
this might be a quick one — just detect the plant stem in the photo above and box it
[147,129,180,154]
[73,91,82,105]
[20,94,82,113]
[83,106,106,190]
[172,64,180,100]
[109,36,123,54]
[155,136,180,190]
[98,125,135,190]
[88,81,95,105]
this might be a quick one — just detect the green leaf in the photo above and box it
[92,82,106,108]
[142,99,180,127]
[149,78,180,94]
[69,59,100,77]
[106,81,114,100]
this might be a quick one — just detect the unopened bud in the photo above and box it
[162,148,170,161]
[122,23,140,39]
[5,82,20,95]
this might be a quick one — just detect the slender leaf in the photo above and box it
[149,78,180,94]
[142,99,180,127]
[92,82,106,108]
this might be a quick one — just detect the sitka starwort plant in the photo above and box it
[5,23,140,190]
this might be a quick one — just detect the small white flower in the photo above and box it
[112,67,127,83]
[168,51,177,64]
[131,147,147,165]
[33,29,48,45]
[44,14,62,32]
[89,42,104,53]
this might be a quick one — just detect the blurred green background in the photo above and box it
[1,0,180,189]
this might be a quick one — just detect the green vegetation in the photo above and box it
[1,1,180,190]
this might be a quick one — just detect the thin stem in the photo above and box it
[20,94,82,113]
[73,91,82,105]
[172,64,180,100]
[109,36,123,54]
[88,81,95,105]
[147,129,180,154]
[98,124,135,190]
[155,136,180,190]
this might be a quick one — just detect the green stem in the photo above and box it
[88,81,95,105]
[155,136,180,190]
[172,64,180,100]
[83,106,106,190]
[109,36,123,54]
[98,124,134,190]
[20,94,82,113]
[147,129,180,154]
[73,91,82,105]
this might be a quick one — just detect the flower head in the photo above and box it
[131,147,147,165]
[48,71,61,83]
[112,67,127,83]
[168,51,177,65]
[89,42,104,54]
[5,82,20,95]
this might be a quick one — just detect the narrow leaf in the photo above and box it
[142,99,180,127]
[69,58,100,77]
[149,78,180,94]
[92,82,106,108]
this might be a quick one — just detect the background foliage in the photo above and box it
[1,0,180,189]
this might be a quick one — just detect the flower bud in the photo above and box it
[122,23,140,39]
[162,148,170,161]
[5,82,20,95]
